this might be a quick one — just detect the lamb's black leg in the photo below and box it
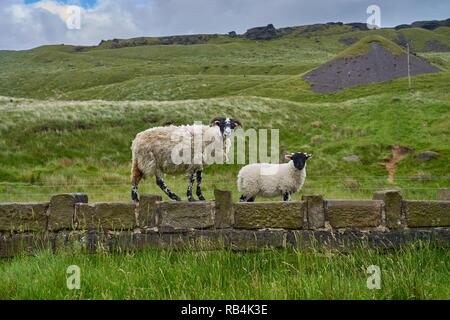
[196,170,206,201]
[156,176,181,201]
[187,172,196,202]
[283,192,291,202]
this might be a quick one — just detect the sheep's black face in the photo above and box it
[289,152,312,171]
[211,117,242,138]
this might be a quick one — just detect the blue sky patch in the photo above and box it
[25,0,98,8]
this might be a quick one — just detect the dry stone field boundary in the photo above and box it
[1,190,449,257]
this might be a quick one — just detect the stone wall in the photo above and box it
[0,190,449,257]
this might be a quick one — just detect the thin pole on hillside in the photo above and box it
[407,42,412,91]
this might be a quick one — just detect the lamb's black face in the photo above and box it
[288,152,312,171]
[211,117,242,137]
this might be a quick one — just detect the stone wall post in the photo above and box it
[373,190,403,229]
[214,189,234,228]
[437,189,450,201]
[302,195,325,229]
[48,193,88,231]
[138,194,162,228]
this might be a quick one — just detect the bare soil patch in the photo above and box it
[385,145,412,183]
[304,42,440,93]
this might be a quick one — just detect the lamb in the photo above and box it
[131,117,242,202]
[237,152,312,202]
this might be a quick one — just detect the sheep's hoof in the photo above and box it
[188,197,197,202]
[131,190,139,202]
[198,195,206,201]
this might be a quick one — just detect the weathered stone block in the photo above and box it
[214,189,234,228]
[48,193,88,231]
[403,200,450,227]
[373,190,403,228]
[302,195,325,229]
[157,201,215,230]
[325,200,383,228]
[138,194,162,227]
[234,201,304,229]
[91,202,137,230]
[437,189,450,201]
[0,202,49,232]
[52,231,88,253]
[74,203,95,230]
[0,233,54,257]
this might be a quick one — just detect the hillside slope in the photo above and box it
[0,22,448,202]
[0,25,449,101]
[0,93,448,202]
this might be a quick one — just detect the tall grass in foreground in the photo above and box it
[0,241,448,299]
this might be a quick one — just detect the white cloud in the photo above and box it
[0,0,449,50]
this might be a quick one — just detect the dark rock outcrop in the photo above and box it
[346,22,369,31]
[395,18,450,30]
[244,24,279,40]
[339,37,358,46]
[416,151,440,162]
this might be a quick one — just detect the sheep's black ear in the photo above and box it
[210,117,221,127]
[285,155,293,161]
[232,119,243,128]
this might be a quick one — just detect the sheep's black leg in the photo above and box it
[187,172,196,202]
[283,192,291,202]
[240,195,256,202]
[131,185,139,202]
[196,170,206,201]
[156,176,181,201]
[131,163,143,202]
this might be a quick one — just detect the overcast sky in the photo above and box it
[1,0,449,50]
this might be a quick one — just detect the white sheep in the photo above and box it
[237,152,312,202]
[131,117,242,202]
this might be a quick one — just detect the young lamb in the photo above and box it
[131,117,242,202]
[237,152,312,202]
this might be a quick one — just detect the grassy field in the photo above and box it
[0,33,449,202]
[0,242,448,299]
[0,23,449,301]
[0,90,448,202]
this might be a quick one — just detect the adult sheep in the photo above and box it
[237,152,312,202]
[131,117,242,202]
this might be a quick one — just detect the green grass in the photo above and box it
[0,23,449,301]
[336,35,405,58]
[1,26,449,101]
[0,242,448,299]
[0,92,448,202]
[0,25,448,202]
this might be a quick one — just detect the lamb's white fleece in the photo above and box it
[237,161,306,198]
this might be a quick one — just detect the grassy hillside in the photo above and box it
[0,26,449,101]
[0,90,448,202]
[0,26,448,202]
[336,35,405,58]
